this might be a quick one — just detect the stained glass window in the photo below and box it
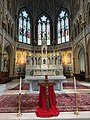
[18,10,31,44]
[57,9,69,44]
[38,15,50,45]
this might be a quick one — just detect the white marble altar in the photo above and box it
[24,39,66,92]
[24,75,66,92]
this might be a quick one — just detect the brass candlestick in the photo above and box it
[17,93,22,116]
[74,93,79,115]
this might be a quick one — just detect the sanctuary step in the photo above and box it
[0,84,6,93]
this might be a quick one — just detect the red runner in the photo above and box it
[36,85,59,117]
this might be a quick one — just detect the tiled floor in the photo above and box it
[0,111,90,120]
[0,78,90,120]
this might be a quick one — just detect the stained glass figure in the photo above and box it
[18,10,30,44]
[38,15,50,45]
[57,9,69,44]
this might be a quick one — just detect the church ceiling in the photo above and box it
[16,0,73,17]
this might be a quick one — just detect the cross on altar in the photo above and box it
[38,75,56,110]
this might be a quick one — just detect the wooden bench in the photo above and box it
[0,72,10,84]
[73,71,85,81]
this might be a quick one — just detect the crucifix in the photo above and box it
[38,75,56,110]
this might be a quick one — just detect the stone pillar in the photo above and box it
[1,30,5,71]
[13,46,16,75]
[8,22,11,36]
[13,25,15,40]
[58,56,60,64]
[6,21,8,33]
[0,10,2,27]
[52,56,54,65]
[84,51,89,79]
[51,57,52,65]
[72,41,75,74]
[33,56,35,65]
[28,57,30,65]
[53,45,55,56]
[13,57,16,75]
[53,56,55,64]
[83,24,89,80]
[31,57,32,65]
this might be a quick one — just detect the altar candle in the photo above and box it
[20,77,22,94]
[74,77,76,93]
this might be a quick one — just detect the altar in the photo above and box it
[24,39,66,92]
[23,75,66,92]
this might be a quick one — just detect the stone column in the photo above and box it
[6,20,8,33]
[31,57,32,65]
[53,56,55,64]
[52,56,54,65]
[0,10,2,27]
[72,41,75,74]
[58,56,60,64]
[12,24,15,41]
[83,27,89,80]
[13,46,16,75]
[33,56,35,65]
[1,30,5,71]
[9,22,11,36]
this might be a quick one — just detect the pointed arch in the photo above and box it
[18,8,31,44]
[56,8,70,44]
[36,12,52,45]
[74,42,85,73]
[3,44,13,73]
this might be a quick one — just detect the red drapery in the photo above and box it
[36,85,59,117]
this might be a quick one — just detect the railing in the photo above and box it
[73,24,90,45]
[0,26,15,45]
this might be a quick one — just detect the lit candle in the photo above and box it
[74,77,76,93]
[20,77,22,94]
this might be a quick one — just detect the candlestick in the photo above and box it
[74,93,79,115]
[74,76,79,115]
[17,93,22,116]
[74,77,76,93]
[20,77,22,94]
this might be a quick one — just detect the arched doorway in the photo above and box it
[74,43,85,73]
[78,48,85,72]
[4,44,13,75]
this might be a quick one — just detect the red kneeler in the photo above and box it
[36,85,59,118]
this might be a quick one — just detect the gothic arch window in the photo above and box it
[18,9,31,44]
[37,14,51,45]
[57,9,69,44]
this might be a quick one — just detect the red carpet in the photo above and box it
[10,82,90,90]
[0,93,90,113]
[10,83,29,90]
[63,82,90,89]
